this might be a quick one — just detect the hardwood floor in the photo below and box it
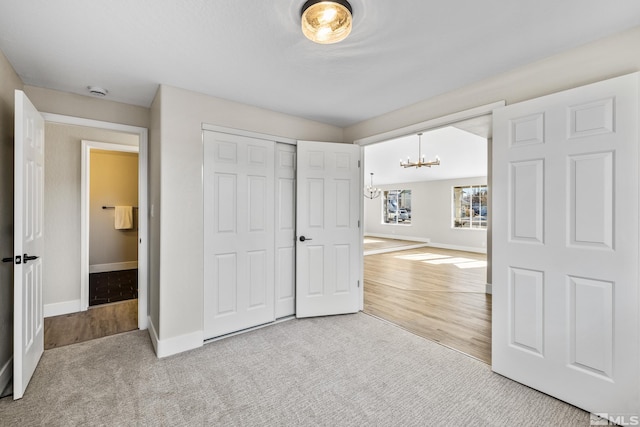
[363,245,491,364]
[44,299,138,350]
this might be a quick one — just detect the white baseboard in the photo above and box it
[485,283,492,294]
[427,242,487,254]
[44,299,81,318]
[365,243,429,256]
[0,357,12,396]
[89,261,138,274]
[147,316,159,355]
[364,234,487,254]
[148,317,203,358]
[364,233,430,243]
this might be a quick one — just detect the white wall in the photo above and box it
[364,177,487,252]
[150,85,344,356]
[44,123,138,312]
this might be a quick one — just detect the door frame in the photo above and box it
[80,140,139,312]
[41,113,149,330]
[354,101,504,297]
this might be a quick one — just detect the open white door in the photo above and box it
[13,90,45,399]
[492,73,639,419]
[296,141,361,318]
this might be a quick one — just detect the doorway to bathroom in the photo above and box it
[41,115,148,350]
[83,142,139,308]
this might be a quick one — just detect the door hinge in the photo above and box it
[358,220,360,228]
[358,160,361,168]
[357,280,360,288]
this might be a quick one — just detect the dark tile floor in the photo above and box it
[89,269,138,306]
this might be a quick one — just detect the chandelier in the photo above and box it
[364,173,381,199]
[400,132,440,168]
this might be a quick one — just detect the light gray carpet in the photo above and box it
[0,313,588,426]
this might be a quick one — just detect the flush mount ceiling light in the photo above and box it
[400,133,441,169]
[301,0,353,44]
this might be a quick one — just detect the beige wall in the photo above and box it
[3,24,638,357]
[44,123,138,308]
[89,150,139,266]
[0,48,23,387]
[345,26,640,142]
[364,177,487,252]
[24,86,149,129]
[153,85,344,345]
[148,87,162,332]
[152,26,640,351]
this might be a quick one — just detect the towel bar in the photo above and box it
[102,206,138,209]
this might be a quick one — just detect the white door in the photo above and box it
[296,141,361,317]
[13,90,45,400]
[492,73,639,418]
[275,143,296,318]
[203,131,275,339]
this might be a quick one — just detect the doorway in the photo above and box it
[40,115,148,348]
[82,142,139,308]
[357,105,498,364]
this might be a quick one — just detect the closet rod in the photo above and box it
[102,206,139,209]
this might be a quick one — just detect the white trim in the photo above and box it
[89,261,138,274]
[485,283,492,294]
[364,244,430,256]
[359,146,365,311]
[364,235,486,254]
[44,299,81,318]
[42,113,149,330]
[204,316,295,344]
[147,316,159,355]
[354,101,505,146]
[364,233,430,243]
[202,123,297,145]
[155,329,203,359]
[42,113,148,136]
[148,315,203,359]
[81,140,138,313]
[0,357,12,396]
[427,242,487,254]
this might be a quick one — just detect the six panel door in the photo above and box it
[296,140,361,318]
[203,132,276,339]
[492,73,639,418]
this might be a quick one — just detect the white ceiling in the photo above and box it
[364,126,487,186]
[1,1,639,127]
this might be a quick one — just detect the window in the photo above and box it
[453,185,487,229]
[383,189,412,225]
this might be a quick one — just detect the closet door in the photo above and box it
[203,131,275,339]
[275,143,296,318]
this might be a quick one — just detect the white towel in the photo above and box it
[115,206,133,230]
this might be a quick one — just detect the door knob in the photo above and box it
[299,236,313,242]
[2,257,13,263]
